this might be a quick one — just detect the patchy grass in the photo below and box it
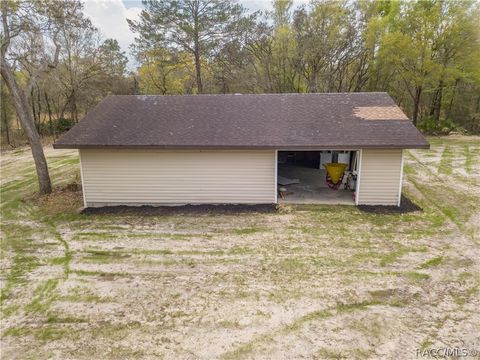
[404,271,431,282]
[1,254,41,303]
[26,279,60,314]
[438,145,453,175]
[419,256,444,268]
[232,226,265,235]
[463,145,474,174]
[1,137,479,359]
[380,245,427,267]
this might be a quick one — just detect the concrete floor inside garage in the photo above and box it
[277,151,356,205]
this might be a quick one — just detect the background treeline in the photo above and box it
[2,0,480,150]
[129,0,480,134]
[1,0,135,149]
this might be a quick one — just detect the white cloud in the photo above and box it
[242,0,309,14]
[241,0,272,13]
[83,0,142,68]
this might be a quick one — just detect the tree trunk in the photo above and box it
[221,73,228,94]
[308,79,316,93]
[193,46,203,94]
[308,71,317,93]
[429,90,438,117]
[1,60,52,194]
[192,1,203,95]
[446,79,459,120]
[306,62,320,93]
[36,84,43,131]
[31,86,39,132]
[71,88,78,123]
[161,73,168,95]
[59,98,67,120]
[1,96,11,146]
[429,79,444,125]
[433,80,443,125]
[412,85,422,126]
[133,75,138,95]
[45,91,56,140]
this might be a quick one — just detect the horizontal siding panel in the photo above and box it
[358,149,402,206]
[84,180,272,184]
[84,189,275,194]
[361,184,400,189]
[359,179,401,183]
[84,191,274,195]
[360,200,398,206]
[362,167,400,170]
[80,149,276,206]
[88,198,274,202]
[360,193,399,197]
[361,189,399,193]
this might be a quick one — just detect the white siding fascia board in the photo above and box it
[78,149,87,208]
[355,149,363,205]
[274,150,278,203]
[397,149,404,207]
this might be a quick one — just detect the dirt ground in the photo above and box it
[1,136,479,359]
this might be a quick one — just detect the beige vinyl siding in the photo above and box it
[79,149,276,206]
[357,149,403,206]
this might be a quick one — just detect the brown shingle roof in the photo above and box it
[53,93,429,150]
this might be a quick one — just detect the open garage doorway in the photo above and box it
[277,151,358,205]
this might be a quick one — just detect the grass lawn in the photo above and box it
[1,136,479,359]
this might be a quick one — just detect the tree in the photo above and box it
[427,1,479,125]
[269,0,300,92]
[1,0,98,193]
[244,12,300,93]
[96,39,132,97]
[2,2,60,192]
[210,39,257,93]
[128,0,248,94]
[98,39,128,77]
[292,0,354,92]
[136,48,195,94]
[55,13,100,123]
[371,0,480,127]
[3,0,478,146]
[0,78,14,146]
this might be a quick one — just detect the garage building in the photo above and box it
[53,93,429,207]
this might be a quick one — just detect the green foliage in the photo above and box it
[417,116,462,135]
[136,49,195,95]
[38,118,75,135]
[98,39,128,77]
[1,0,136,149]
[128,0,248,93]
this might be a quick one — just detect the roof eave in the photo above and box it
[53,143,430,150]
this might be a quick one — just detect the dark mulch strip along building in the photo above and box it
[357,195,422,214]
[81,204,278,216]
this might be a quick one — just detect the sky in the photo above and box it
[82,0,307,69]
